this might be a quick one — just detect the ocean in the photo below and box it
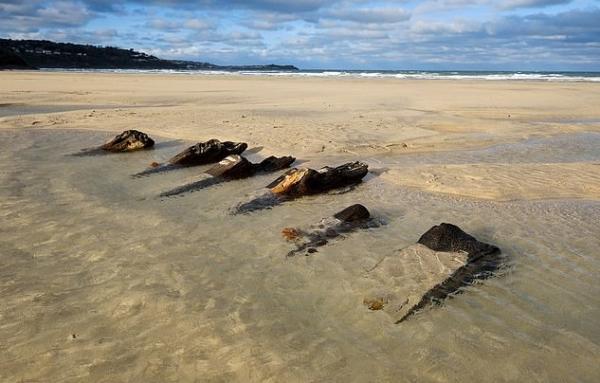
[41,68,600,82]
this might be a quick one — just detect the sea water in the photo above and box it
[41,68,600,82]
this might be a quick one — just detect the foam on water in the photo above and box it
[41,68,600,82]
[0,129,599,382]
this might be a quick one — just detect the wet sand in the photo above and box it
[0,72,599,382]
[1,72,599,202]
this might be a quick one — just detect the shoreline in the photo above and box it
[6,68,600,82]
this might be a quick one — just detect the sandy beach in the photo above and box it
[1,72,599,382]
[2,71,599,201]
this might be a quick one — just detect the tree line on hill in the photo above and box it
[0,39,298,71]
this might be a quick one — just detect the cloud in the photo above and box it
[184,18,213,31]
[487,8,600,42]
[410,20,482,35]
[81,0,336,13]
[144,17,214,32]
[240,12,298,30]
[325,7,411,24]
[218,0,333,13]
[146,18,181,31]
[0,0,94,32]
[499,0,573,9]
[1,0,599,70]
[0,1,39,15]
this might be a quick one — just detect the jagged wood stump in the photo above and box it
[207,154,295,178]
[168,139,247,166]
[233,161,369,213]
[160,154,295,197]
[100,130,155,152]
[363,223,502,323]
[133,139,248,177]
[283,204,381,256]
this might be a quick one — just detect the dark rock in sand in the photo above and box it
[395,223,502,323]
[168,139,247,166]
[284,204,381,256]
[233,162,369,214]
[101,130,155,152]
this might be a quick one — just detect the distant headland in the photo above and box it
[0,38,299,71]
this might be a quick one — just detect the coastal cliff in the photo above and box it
[0,46,36,70]
[0,39,298,71]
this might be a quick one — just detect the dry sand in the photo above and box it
[1,71,599,202]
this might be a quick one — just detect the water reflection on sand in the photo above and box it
[0,129,599,382]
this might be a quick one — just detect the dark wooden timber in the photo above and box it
[159,154,295,197]
[233,161,369,214]
[132,139,247,177]
[284,204,381,257]
[396,223,502,323]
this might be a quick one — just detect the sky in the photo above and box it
[1,0,599,70]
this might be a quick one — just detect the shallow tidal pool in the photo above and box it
[0,128,599,382]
